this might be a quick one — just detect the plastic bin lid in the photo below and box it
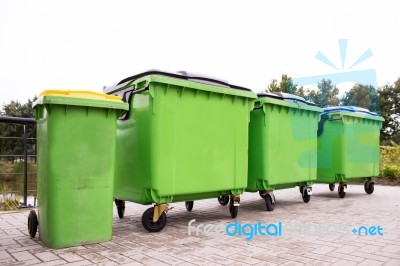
[34,90,129,110]
[257,92,317,106]
[322,106,381,117]
[39,90,122,101]
[103,69,252,94]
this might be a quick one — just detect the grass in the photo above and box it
[0,184,21,211]
[0,162,37,211]
[0,161,37,182]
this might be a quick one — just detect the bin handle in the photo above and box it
[119,86,149,120]
[317,116,343,137]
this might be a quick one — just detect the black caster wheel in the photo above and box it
[338,185,346,198]
[141,207,167,232]
[116,200,125,218]
[217,196,229,206]
[302,189,311,203]
[259,190,266,199]
[329,183,335,191]
[185,201,194,211]
[299,186,303,194]
[265,194,275,211]
[229,196,239,218]
[229,204,238,218]
[28,210,38,238]
[364,182,374,194]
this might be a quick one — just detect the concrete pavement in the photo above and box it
[1,184,400,265]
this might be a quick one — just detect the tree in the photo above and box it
[267,79,280,92]
[0,98,37,162]
[341,84,380,113]
[266,74,297,94]
[379,79,400,144]
[266,76,340,107]
[309,79,339,107]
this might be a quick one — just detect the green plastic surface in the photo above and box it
[317,111,384,183]
[35,94,128,248]
[111,74,256,204]
[247,97,322,191]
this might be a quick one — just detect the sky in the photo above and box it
[0,0,399,105]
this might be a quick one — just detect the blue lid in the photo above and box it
[322,106,381,117]
[257,92,316,106]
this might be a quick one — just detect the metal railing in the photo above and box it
[0,116,36,208]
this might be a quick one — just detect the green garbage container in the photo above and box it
[317,106,384,198]
[247,92,322,211]
[103,70,256,232]
[28,90,128,248]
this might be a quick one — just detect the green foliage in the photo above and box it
[0,162,37,182]
[378,79,400,144]
[266,76,340,107]
[311,79,340,107]
[0,97,37,161]
[341,84,380,113]
[382,165,400,181]
[265,75,399,144]
[266,74,297,94]
[380,145,400,180]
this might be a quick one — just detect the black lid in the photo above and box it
[103,69,252,94]
[257,92,317,106]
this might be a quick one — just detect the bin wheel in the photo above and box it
[364,182,374,194]
[116,200,125,218]
[28,210,38,238]
[259,190,266,199]
[338,185,346,198]
[217,196,229,206]
[299,186,303,194]
[302,189,311,203]
[265,194,275,211]
[229,204,238,218]
[185,201,194,212]
[329,184,335,191]
[141,207,167,232]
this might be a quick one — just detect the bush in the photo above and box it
[380,145,400,180]
[382,165,400,180]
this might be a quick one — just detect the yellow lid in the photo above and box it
[39,90,122,101]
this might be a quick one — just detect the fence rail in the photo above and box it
[0,116,36,208]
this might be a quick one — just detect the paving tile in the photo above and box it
[42,259,69,266]
[58,253,85,263]
[330,260,359,266]
[61,259,93,266]
[357,259,384,266]
[311,246,336,255]
[384,259,400,266]
[327,252,365,263]
[352,251,391,262]
[105,253,134,264]
[0,250,12,260]
[0,258,17,264]
[34,251,61,262]
[10,250,37,261]
[81,253,110,264]
[8,258,43,265]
